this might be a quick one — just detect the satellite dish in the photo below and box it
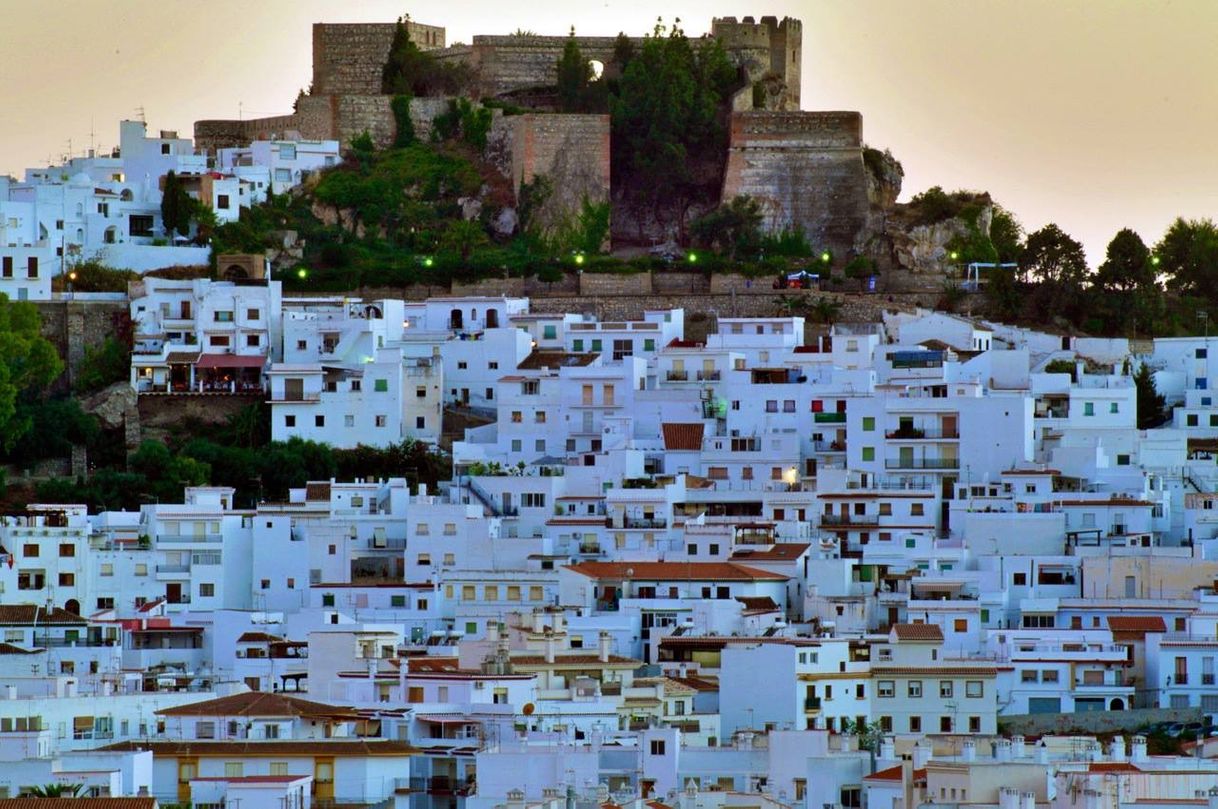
[522,703,535,716]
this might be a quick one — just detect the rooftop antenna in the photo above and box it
[238,101,243,121]
[135,106,146,124]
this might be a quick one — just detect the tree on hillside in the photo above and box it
[26,784,83,798]
[160,170,192,237]
[609,20,740,236]
[1134,362,1166,429]
[381,18,470,96]
[556,30,594,112]
[1096,228,1160,334]
[1157,217,1218,298]
[989,204,1025,264]
[1021,223,1088,286]
[689,196,763,258]
[0,296,63,450]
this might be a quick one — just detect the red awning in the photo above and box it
[196,354,266,369]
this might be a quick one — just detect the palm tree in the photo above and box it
[26,784,84,798]
[808,296,843,325]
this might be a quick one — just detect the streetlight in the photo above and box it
[67,271,77,300]
[687,252,698,264]
[820,251,832,264]
[573,253,585,266]
[296,268,308,280]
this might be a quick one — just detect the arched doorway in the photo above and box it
[65,598,80,615]
[449,309,463,330]
[223,264,249,281]
[364,304,382,319]
[485,309,499,328]
[1109,697,1125,711]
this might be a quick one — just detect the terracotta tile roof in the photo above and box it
[137,598,165,613]
[304,482,331,502]
[0,605,87,626]
[870,666,998,676]
[864,764,904,782]
[633,676,697,696]
[732,543,811,561]
[1107,616,1167,633]
[1089,762,1140,773]
[564,561,788,582]
[670,675,719,692]
[407,657,462,673]
[100,739,418,757]
[0,642,40,655]
[517,351,598,370]
[735,596,780,614]
[510,654,639,668]
[156,691,358,719]
[237,632,283,643]
[892,623,944,642]
[661,423,704,451]
[0,801,155,809]
[192,775,310,783]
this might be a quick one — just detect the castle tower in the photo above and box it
[711,15,802,110]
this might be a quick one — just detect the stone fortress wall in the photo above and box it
[194,13,877,255]
[722,111,871,257]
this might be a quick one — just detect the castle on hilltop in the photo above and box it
[196,14,888,258]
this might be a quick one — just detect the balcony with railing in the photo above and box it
[803,696,821,712]
[820,513,880,527]
[665,370,689,382]
[697,370,721,381]
[885,428,960,440]
[157,533,223,544]
[885,457,960,470]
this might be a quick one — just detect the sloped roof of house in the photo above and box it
[735,596,781,615]
[156,691,358,719]
[731,543,811,562]
[517,351,598,370]
[0,642,40,655]
[892,623,945,642]
[0,800,156,809]
[99,740,418,757]
[0,605,87,626]
[661,423,704,451]
[563,561,788,582]
[1107,616,1167,633]
[237,632,284,643]
[304,482,331,501]
[863,764,904,782]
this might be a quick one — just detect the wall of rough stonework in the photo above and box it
[312,21,446,97]
[577,272,651,296]
[194,113,302,153]
[722,111,870,258]
[511,114,610,235]
[34,300,129,391]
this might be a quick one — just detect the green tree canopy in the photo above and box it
[989,204,1025,264]
[1096,228,1154,293]
[1156,217,1218,298]
[556,31,594,112]
[0,296,63,450]
[382,19,470,96]
[1021,223,1088,286]
[689,196,762,258]
[1134,362,1166,429]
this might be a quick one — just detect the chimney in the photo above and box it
[488,621,500,643]
[532,610,545,633]
[544,631,557,664]
[998,787,1020,809]
[553,611,565,633]
[912,741,932,770]
[1011,735,1026,758]
[995,739,1012,762]
[961,740,976,762]
[1110,736,1127,762]
[1036,741,1050,764]
[1131,735,1148,763]
[678,662,688,678]
[1207,786,1218,809]
[1021,791,1036,809]
[507,789,526,809]
[878,737,896,763]
[598,631,612,663]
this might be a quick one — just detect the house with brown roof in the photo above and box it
[154,691,363,742]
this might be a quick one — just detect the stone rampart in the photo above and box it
[312,21,446,97]
[511,114,611,235]
[195,113,302,153]
[722,110,870,257]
